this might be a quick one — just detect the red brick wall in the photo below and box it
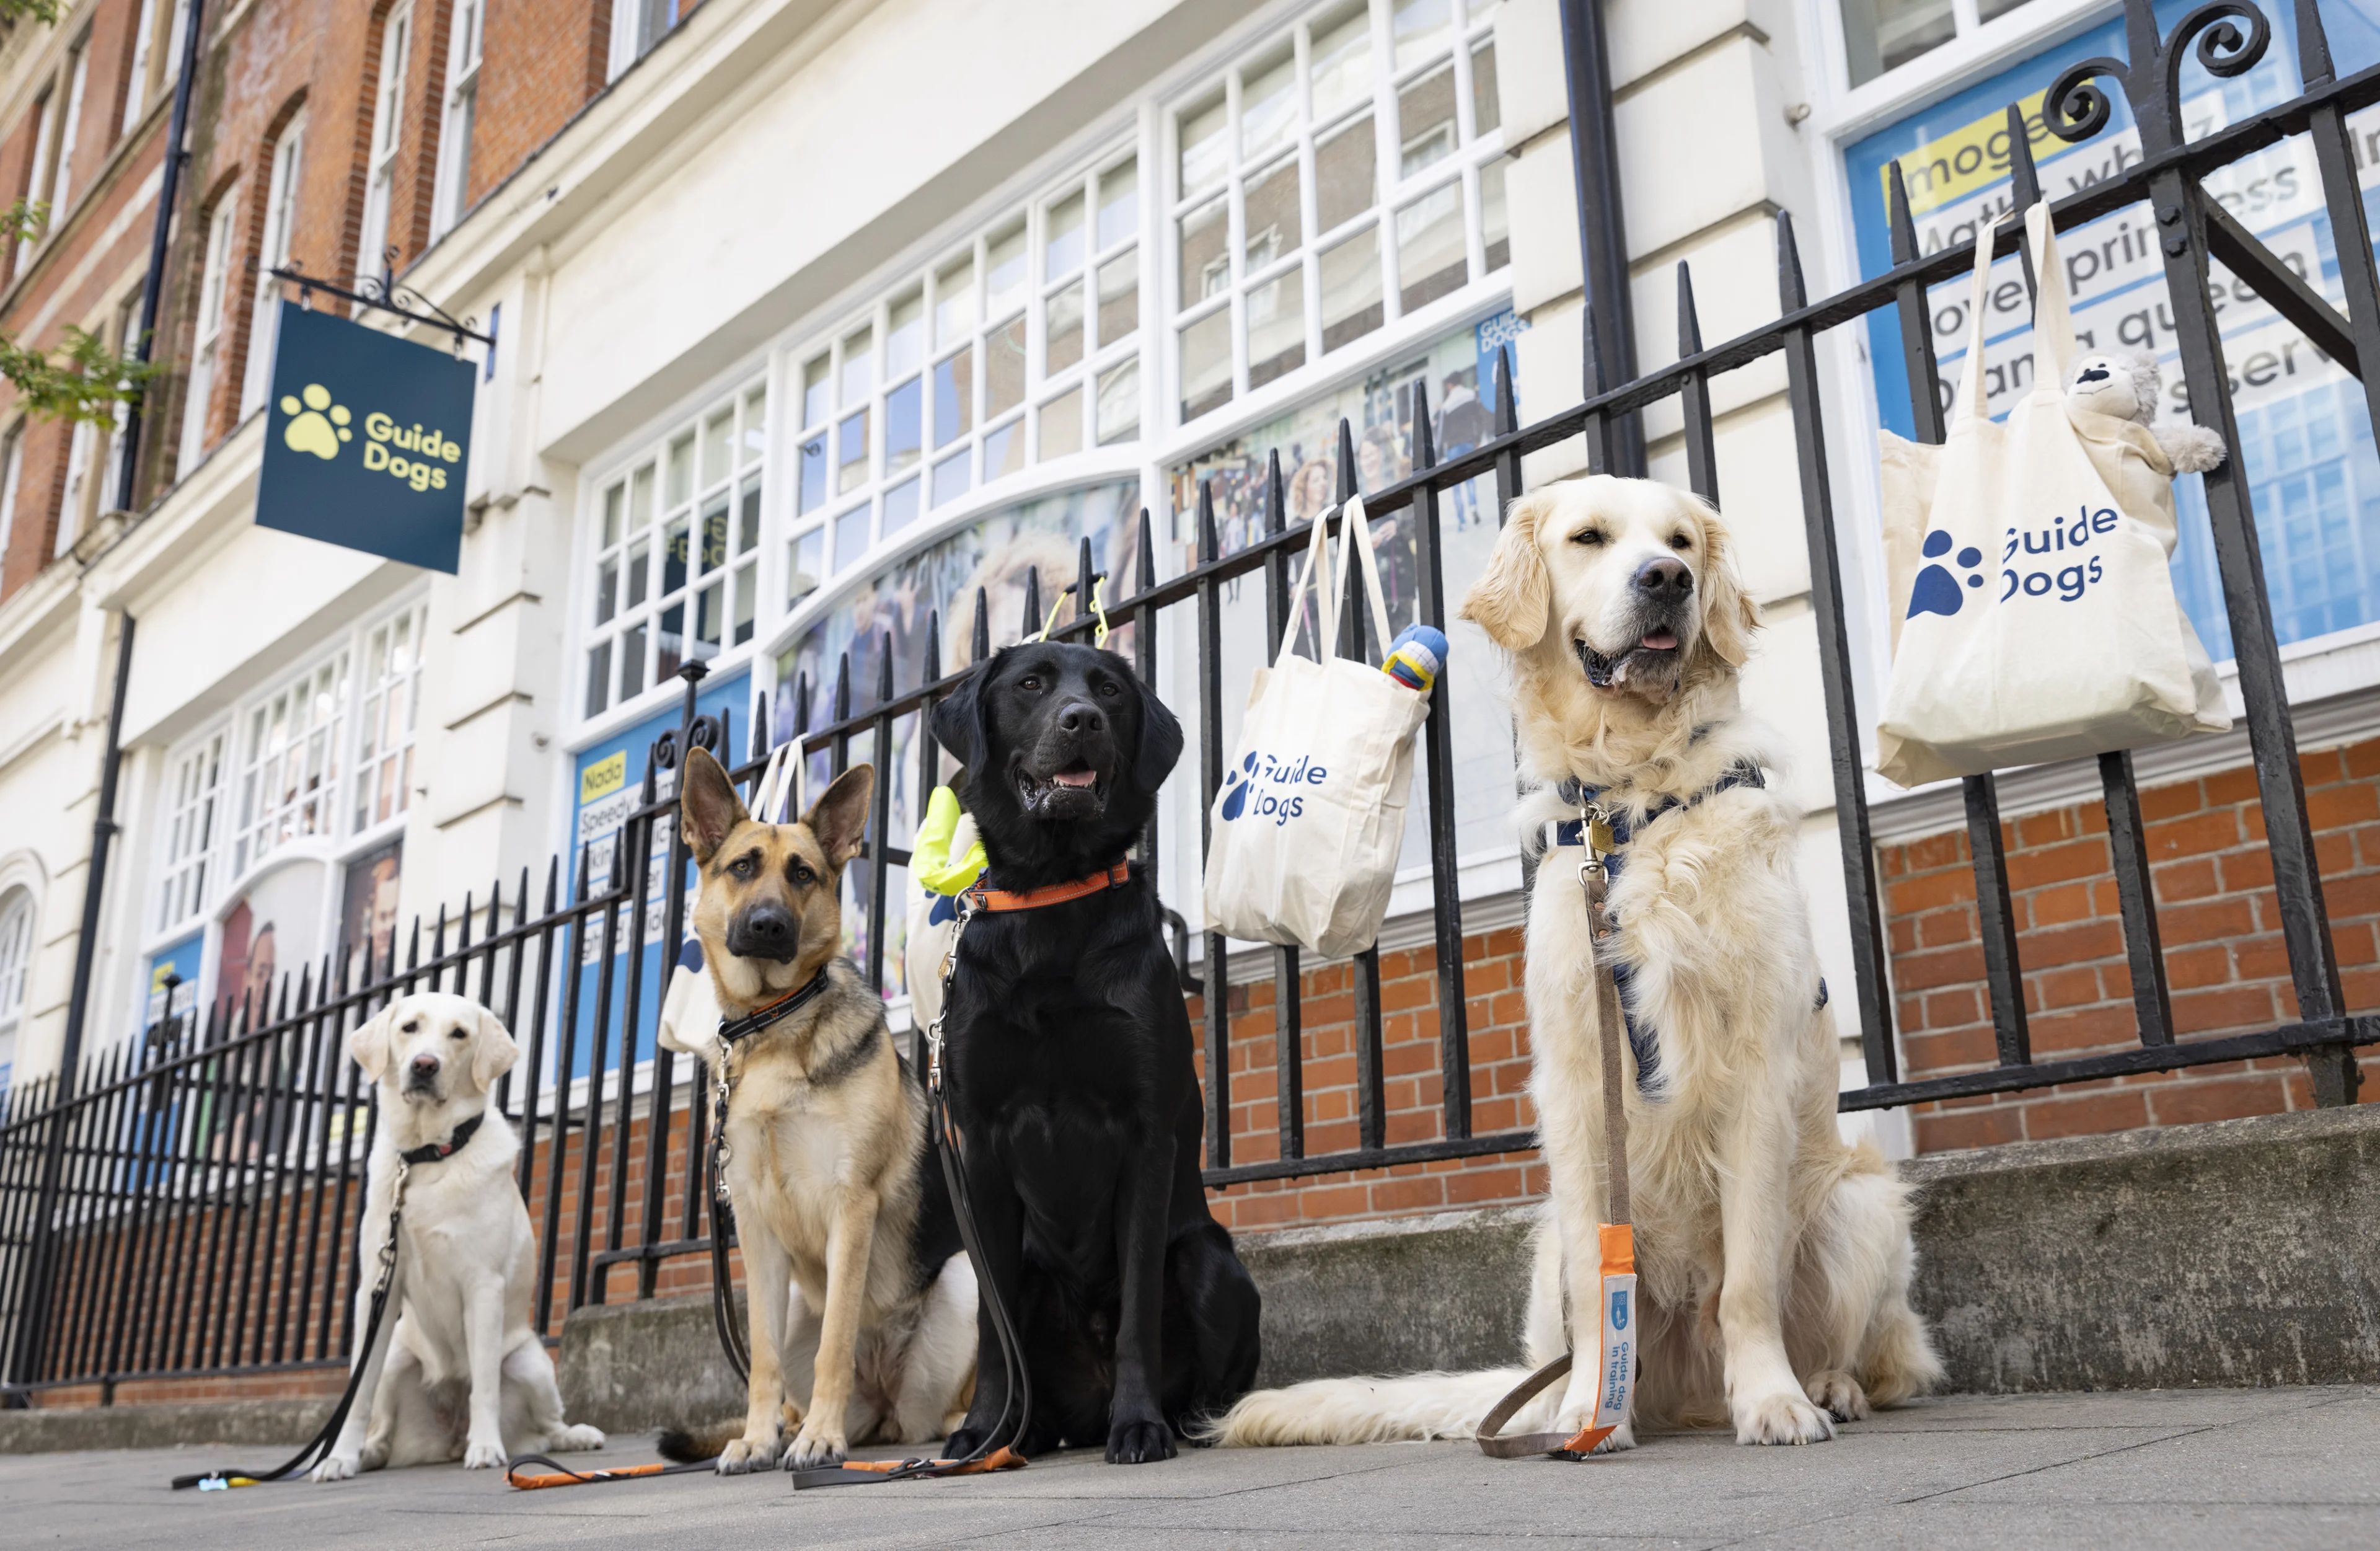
[474,0,611,210]
[1884,736,2380,1152]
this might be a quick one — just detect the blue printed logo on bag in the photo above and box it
[1218,749,1329,827]
[2000,505,2119,603]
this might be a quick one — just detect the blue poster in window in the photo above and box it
[1843,0,2380,661]
[560,672,749,1084]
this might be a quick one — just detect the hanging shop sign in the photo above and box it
[256,302,475,574]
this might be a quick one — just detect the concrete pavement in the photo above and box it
[2,1385,2371,1549]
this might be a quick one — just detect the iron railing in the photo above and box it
[4,0,2377,1404]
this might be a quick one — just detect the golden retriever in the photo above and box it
[1210,476,1940,1449]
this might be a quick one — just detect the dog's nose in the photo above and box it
[1634,557,1693,599]
[409,1053,440,1079]
[731,904,798,958]
[1057,700,1106,736]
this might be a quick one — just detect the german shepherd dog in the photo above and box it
[929,641,1262,1464]
[658,749,974,1472]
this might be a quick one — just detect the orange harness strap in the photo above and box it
[962,862,1130,913]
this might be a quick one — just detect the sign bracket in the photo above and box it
[270,257,493,350]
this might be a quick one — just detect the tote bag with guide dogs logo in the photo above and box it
[1875,201,2227,788]
[1202,495,1432,960]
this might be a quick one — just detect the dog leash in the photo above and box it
[703,966,835,1384]
[170,1117,484,1489]
[1474,802,1639,1462]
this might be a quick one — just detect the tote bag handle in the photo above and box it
[1950,211,2011,427]
[1279,494,1396,664]
[2024,200,2081,388]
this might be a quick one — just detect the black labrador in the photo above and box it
[929,640,1261,1464]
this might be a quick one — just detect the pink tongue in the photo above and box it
[1642,631,1678,650]
[1053,769,1096,788]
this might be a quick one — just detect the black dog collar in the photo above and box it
[716,965,832,1050]
[399,1111,485,1167]
[1549,762,1766,852]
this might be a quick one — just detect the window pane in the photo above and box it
[1039,387,1083,460]
[986,316,1028,418]
[1392,0,1451,69]
[733,562,756,646]
[696,581,723,652]
[886,374,922,476]
[888,289,925,378]
[838,409,870,492]
[802,353,830,427]
[1179,308,1233,421]
[1978,0,2030,19]
[1310,4,1372,122]
[1180,198,1230,304]
[626,539,650,607]
[602,482,623,547]
[1316,116,1376,232]
[1471,40,1500,135]
[701,407,732,487]
[1179,92,1228,196]
[1096,251,1137,347]
[1398,64,1457,177]
[1245,157,1301,271]
[1482,154,1510,270]
[1242,48,1296,162]
[584,640,610,717]
[791,527,824,603]
[935,255,976,347]
[984,417,1025,480]
[1046,280,1085,374]
[663,516,690,594]
[1320,227,1383,351]
[840,334,876,416]
[658,603,684,679]
[987,218,1028,317]
[1046,192,1085,279]
[699,493,729,575]
[630,462,654,529]
[1247,268,1305,389]
[741,385,766,464]
[883,475,920,536]
[1097,157,1137,249]
[596,557,619,623]
[834,505,871,572]
[739,475,760,554]
[1396,182,1466,312]
[933,448,971,506]
[1841,0,1955,86]
[667,429,695,508]
[619,623,647,700]
[799,431,827,512]
[1096,358,1139,445]
[934,347,974,448]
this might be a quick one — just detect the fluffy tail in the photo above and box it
[655,1420,744,1464]
[1197,1368,1534,1447]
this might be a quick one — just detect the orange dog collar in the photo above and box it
[963,862,1132,913]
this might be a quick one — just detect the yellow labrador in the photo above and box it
[311,992,603,1478]
[1212,477,1940,1449]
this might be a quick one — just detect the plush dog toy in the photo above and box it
[2065,351,2227,473]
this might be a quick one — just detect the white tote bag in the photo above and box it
[1202,496,1431,959]
[1875,200,2228,787]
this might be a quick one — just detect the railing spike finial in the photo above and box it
[1886,160,1919,267]
[2294,0,2337,88]
[1197,477,1219,564]
[923,609,941,681]
[877,631,895,700]
[795,671,811,735]
[1777,208,1808,312]
[972,586,990,663]
[1584,306,1606,397]
[1023,566,1042,640]
[1411,376,1435,469]
[2006,102,2042,215]
[750,691,769,758]
[1335,417,1358,502]
[1267,448,1286,534]
[1136,506,1157,590]
[1676,259,1703,356]
[1076,535,1097,635]
[834,652,852,721]
[1493,347,1518,436]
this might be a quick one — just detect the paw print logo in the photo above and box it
[1906,529,1986,619]
[280,383,353,461]
[1219,752,1257,820]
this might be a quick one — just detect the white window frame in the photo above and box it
[0,424,22,566]
[57,419,94,559]
[122,0,159,131]
[609,0,679,81]
[431,0,482,239]
[180,195,237,470]
[0,886,33,1044]
[155,728,227,939]
[353,601,430,834]
[240,115,305,419]
[50,32,89,219]
[358,1,414,280]
[18,88,55,273]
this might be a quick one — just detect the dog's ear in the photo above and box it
[1690,497,1760,670]
[469,1004,522,1091]
[679,746,747,864]
[1460,487,1557,648]
[1130,671,1184,792]
[802,763,875,871]
[929,663,992,776]
[348,1002,400,1083]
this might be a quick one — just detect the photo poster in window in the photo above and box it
[770,482,1144,1004]
[1843,0,2380,662]
[214,857,331,1032]
[564,668,747,1083]
[139,932,205,1045]
[338,836,405,986]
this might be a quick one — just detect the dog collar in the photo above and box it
[399,1111,485,1167]
[716,965,833,1049]
[1549,762,1766,854]
[961,862,1132,914]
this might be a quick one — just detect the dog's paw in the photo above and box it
[716,1435,782,1474]
[784,1418,848,1470]
[1735,1389,1837,1446]
[1106,1416,1176,1465]
[943,1425,987,1460]
[1553,1407,1634,1454]
[1804,1371,1869,1424]
[553,1423,606,1452]
[357,1439,389,1472]
[307,1452,361,1483]
[462,1437,507,1470]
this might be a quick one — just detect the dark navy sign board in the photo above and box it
[256,302,475,574]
